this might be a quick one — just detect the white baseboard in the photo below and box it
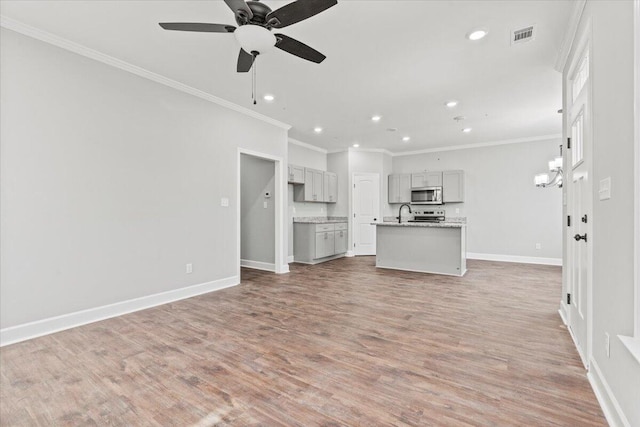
[287,255,294,263]
[467,252,562,266]
[558,306,568,325]
[345,251,355,257]
[0,275,239,347]
[277,264,290,274]
[240,259,276,272]
[588,357,631,427]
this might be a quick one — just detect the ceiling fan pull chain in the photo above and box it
[253,57,257,105]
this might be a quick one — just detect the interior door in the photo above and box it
[353,173,380,255]
[566,45,592,368]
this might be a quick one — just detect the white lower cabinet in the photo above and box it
[334,224,348,254]
[315,230,335,259]
[293,222,349,264]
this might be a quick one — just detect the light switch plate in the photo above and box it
[599,177,611,200]
[221,197,229,207]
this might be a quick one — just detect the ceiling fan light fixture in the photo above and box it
[402,136,411,142]
[263,94,275,102]
[314,127,323,133]
[466,29,488,41]
[234,24,276,54]
[371,115,382,122]
[445,100,458,108]
[462,127,472,133]
[353,144,360,148]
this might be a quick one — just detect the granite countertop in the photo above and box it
[374,221,465,228]
[294,216,348,224]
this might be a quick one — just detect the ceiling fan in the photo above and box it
[159,0,337,73]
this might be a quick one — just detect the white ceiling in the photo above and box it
[1,0,573,153]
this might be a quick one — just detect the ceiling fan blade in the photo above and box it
[267,0,337,29]
[224,0,253,20]
[159,23,236,33]
[275,34,326,63]
[237,49,255,72]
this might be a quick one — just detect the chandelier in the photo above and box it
[534,145,564,188]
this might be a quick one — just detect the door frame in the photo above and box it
[350,172,380,256]
[563,20,594,369]
[237,148,288,277]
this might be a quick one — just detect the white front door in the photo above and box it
[353,173,380,256]
[566,42,592,368]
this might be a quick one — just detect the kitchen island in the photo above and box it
[374,221,466,276]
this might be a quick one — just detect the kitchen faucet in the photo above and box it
[398,203,412,223]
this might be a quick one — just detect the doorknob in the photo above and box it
[574,233,587,242]
[373,218,377,222]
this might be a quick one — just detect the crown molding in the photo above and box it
[288,138,327,154]
[0,16,291,131]
[554,0,587,73]
[392,134,562,157]
[326,148,348,154]
[350,147,395,156]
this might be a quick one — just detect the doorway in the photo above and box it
[238,149,286,275]
[352,173,380,256]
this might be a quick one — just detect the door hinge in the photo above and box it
[567,293,571,305]
[354,184,356,188]
[353,243,356,247]
[581,214,588,223]
[567,215,571,227]
[354,213,356,218]
[567,137,571,149]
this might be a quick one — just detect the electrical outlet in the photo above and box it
[220,197,229,207]
[605,332,610,357]
[535,243,542,250]
[186,263,193,274]
[263,201,268,209]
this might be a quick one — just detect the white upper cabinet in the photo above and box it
[442,170,464,203]
[411,171,442,188]
[293,168,335,203]
[287,164,305,184]
[324,172,337,203]
[388,174,411,204]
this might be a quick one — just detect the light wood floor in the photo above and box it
[1,258,606,426]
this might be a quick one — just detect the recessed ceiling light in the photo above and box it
[353,143,360,148]
[467,29,488,41]
[371,115,382,122]
[445,100,458,108]
[314,127,323,133]
[462,127,472,133]
[402,136,411,142]
[263,94,275,102]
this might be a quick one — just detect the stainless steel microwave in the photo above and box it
[411,187,443,205]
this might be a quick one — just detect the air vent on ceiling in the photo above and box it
[511,25,535,45]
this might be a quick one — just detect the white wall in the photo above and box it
[393,139,563,261]
[562,2,640,425]
[287,141,328,257]
[0,29,288,332]
[241,155,275,266]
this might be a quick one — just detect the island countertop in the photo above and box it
[373,221,465,228]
